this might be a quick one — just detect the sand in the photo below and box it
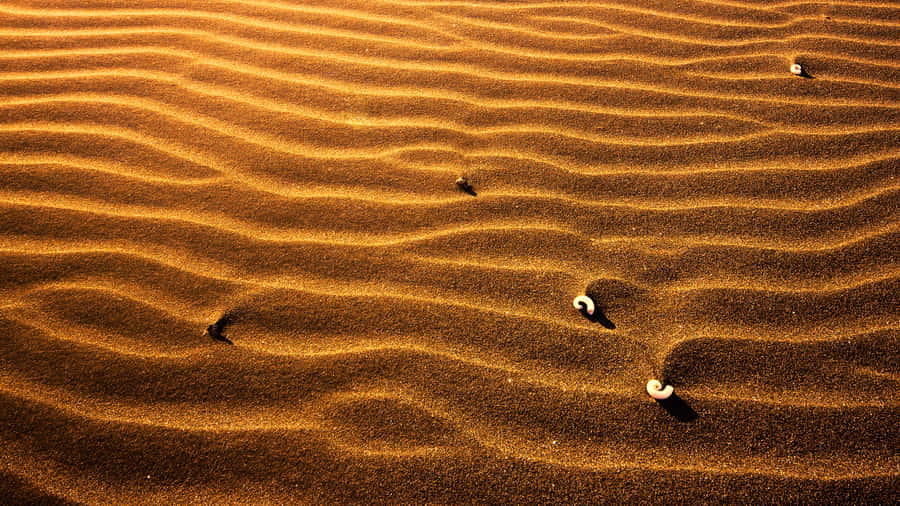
[1,0,898,503]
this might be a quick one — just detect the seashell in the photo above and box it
[455,176,476,196]
[790,63,803,75]
[572,295,595,315]
[646,379,673,400]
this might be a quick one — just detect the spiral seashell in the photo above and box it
[572,295,595,315]
[646,379,674,400]
[790,63,803,75]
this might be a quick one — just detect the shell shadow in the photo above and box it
[655,393,697,422]
[796,66,815,79]
[458,185,477,196]
[206,314,234,345]
[455,178,477,196]
[578,307,615,329]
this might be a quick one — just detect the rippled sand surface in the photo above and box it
[1,0,899,503]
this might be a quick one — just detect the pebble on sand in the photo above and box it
[790,63,804,75]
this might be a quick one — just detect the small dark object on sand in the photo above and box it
[456,176,476,196]
[656,393,698,422]
[205,316,233,345]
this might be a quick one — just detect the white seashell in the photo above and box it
[790,63,803,75]
[572,295,595,315]
[646,379,674,400]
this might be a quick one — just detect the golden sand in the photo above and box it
[1,0,898,503]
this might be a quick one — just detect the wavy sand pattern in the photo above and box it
[1,0,899,503]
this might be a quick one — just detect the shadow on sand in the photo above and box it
[578,307,615,330]
[205,315,234,345]
[656,393,698,422]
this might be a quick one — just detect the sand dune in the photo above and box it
[1,0,898,503]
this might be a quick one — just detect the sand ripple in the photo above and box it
[1,0,898,502]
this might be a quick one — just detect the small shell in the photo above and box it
[572,295,595,315]
[646,379,674,400]
[790,63,803,75]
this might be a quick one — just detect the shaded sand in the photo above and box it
[1,0,899,503]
